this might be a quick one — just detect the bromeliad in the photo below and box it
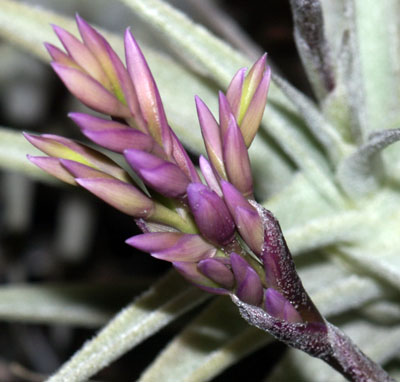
[25,16,394,382]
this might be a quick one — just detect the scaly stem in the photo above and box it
[323,323,396,382]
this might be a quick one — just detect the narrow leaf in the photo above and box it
[337,129,400,197]
[46,271,208,382]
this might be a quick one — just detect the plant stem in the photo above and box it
[323,323,396,382]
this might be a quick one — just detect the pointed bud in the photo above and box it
[126,232,216,262]
[226,68,246,118]
[76,177,154,218]
[218,91,233,137]
[221,181,263,255]
[230,253,263,306]
[60,159,115,180]
[195,96,226,178]
[240,67,271,147]
[51,63,130,118]
[125,29,172,154]
[199,155,222,196]
[75,16,146,128]
[197,258,234,289]
[223,115,253,197]
[27,156,76,185]
[75,15,124,98]
[173,261,229,295]
[125,149,190,198]
[265,288,303,323]
[69,113,155,153]
[44,43,78,68]
[52,25,111,89]
[23,133,129,182]
[170,131,201,183]
[239,54,267,122]
[187,183,235,245]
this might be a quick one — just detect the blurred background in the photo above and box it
[0,1,306,380]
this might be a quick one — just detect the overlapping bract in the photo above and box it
[26,16,315,325]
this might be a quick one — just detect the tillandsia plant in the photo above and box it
[23,15,396,382]
[3,0,400,381]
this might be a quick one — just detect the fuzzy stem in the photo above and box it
[323,323,396,382]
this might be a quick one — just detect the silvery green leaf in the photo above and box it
[0,283,141,327]
[271,74,351,163]
[138,298,272,382]
[351,0,400,138]
[337,129,400,198]
[264,106,344,206]
[46,271,208,382]
[289,0,334,101]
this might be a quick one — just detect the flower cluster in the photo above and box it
[26,16,318,325]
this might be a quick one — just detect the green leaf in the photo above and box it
[272,74,351,163]
[138,298,272,382]
[352,0,400,137]
[337,129,400,198]
[0,283,143,327]
[264,106,344,206]
[47,271,208,382]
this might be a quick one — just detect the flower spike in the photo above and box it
[26,17,396,382]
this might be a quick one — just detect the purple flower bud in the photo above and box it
[75,14,125,99]
[127,232,216,262]
[59,159,115,180]
[195,96,226,178]
[218,91,233,137]
[223,115,253,198]
[240,67,271,147]
[226,68,246,118]
[199,155,222,196]
[170,131,201,183]
[242,54,268,110]
[44,43,77,68]
[173,261,229,295]
[51,63,130,118]
[52,24,111,89]
[221,181,263,255]
[265,288,303,323]
[225,55,271,148]
[27,156,76,185]
[197,258,234,289]
[76,177,154,218]
[230,252,263,306]
[124,149,190,198]
[23,133,129,182]
[125,29,172,155]
[69,113,155,153]
[187,183,235,245]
